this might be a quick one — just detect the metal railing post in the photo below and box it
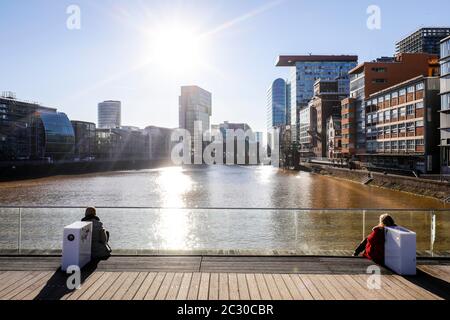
[430,210,436,257]
[18,208,22,255]
[362,210,366,240]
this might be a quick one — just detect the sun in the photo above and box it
[147,24,205,75]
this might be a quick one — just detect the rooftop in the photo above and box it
[276,55,358,67]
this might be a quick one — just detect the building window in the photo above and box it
[392,92,398,99]
[400,107,406,117]
[406,105,415,116]
[392,141,398,150]
[391,109,398,119]
[407,122,415,133]
[384,110,390,121]
[416,120,424,127]
[372,67,387,73]
[415,139,424,146]
[385,94,391,101]
[399,123,406,133]
[416,83,424,91]
[416,102,424,109]
[372,79,388,84]
[399,89,406,96]
[400,140,406,150]
[407,86,415,94]
[407,140,415,150]
[391,125,398,134]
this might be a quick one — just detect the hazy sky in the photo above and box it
[0,0,449,132]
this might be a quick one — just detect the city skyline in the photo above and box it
[1,0,450,132]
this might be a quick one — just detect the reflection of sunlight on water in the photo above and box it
[257,166,275,184]
[156,167,192,207]
[157,209,192,250]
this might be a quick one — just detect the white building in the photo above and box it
[98,100,121,129]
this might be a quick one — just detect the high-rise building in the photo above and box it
[276,55,358,152]
[348,53,439,156]
[396,27,450,57]
[439,36,450,173]
[98,100,121,129]
[266,78,288,131]
[179,86,212,142]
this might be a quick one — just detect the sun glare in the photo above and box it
[147,24,205,75]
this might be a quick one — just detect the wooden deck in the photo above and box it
[0,256,448,300]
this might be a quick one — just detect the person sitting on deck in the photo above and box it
[81,207,112,260]
[353,213,396,265]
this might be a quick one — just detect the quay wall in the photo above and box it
[303,163,450,201]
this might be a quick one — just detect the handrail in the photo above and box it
[0,206,448,211]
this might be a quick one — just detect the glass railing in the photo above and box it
[0,207,448,257]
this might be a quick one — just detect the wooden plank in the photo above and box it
[90,272,122,300]
[288,274,314,300]
[246,274,261,300]
[187,273,201,300]
[110,272,139,300]
[237,274,250,300]
[65,272,105,300]
[228,273,239,300]
[218,273,229,300]
[280,274,304,300]
[133,272,157,300]
[272,274,293,300]
[328,275,358,300]
[77,272,113,300]
[100,272,127,300]
[340,275,377,300]
[208,273,219,300]
[379,276,417,300]
[262,274,282,300]
[0,272,28,293]
[254,274,271,300]
[393,275,439,300]
[198,273,210,300]
[14,272,53,300]
[176,273,193,300]
[166,273,184,300]
[1,272,50,300]
[144,273,165,300]
[0,272,43,299]
[352,274,396,300]
[122,272,148,300]
[299,275,324,300]
[305,275,335,300]
[318,275,346,300]
[155,273,175,300]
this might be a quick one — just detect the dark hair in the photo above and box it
[379,214,396,227]
[85,207,97,217]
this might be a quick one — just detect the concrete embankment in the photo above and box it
[302,163,450,201]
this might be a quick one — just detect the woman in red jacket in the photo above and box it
[353,214,396,265]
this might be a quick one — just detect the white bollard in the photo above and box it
[61,222,92,272]
[384,226,417,275]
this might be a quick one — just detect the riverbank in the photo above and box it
[304,163,450,202]
[0,159,173,182]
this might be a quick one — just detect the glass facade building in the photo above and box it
[179,86,212,150]
[98,100,121,129]
[276,56,357,147]
[36,112,75,160]
[71,120,96,160]
[266,78,287,132]
[440,36,450,173]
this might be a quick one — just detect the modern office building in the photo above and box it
[364,76,440,174]
[266,78,288,131]
[35,112,75,161]
[396,27,450,57]
[348,53,440,156]
[95,128,149,161]
[309,79,348,158]
[179,86,212,151]
[326,116,342,160]
[276,55,358,160]
[298,101,316,158]
[71,121,96,160]
[144,126,174,162]
[341,98,357,158]
[0,93,75,162]
[439,36,450,173]
[98,100,121,129]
